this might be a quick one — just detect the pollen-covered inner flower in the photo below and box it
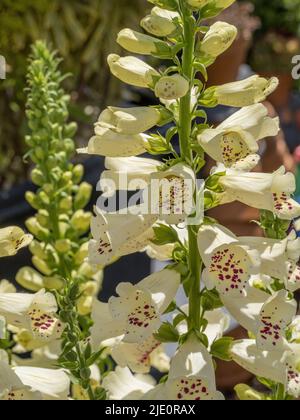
[170,377,214,401]
[209,245,251,296]
[220,132,251,167]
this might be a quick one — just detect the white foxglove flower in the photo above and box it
[98,106,162,135]
[0,279,16,293]
[91,268,180,344]
[100,156,159,197]
[215,165,300,220]
[231,340,300,399]
[107,54,159,88]
[0,226,32,258]
[103,366,155,400]
[117,29,170,56]
[284,260,300,293]
[198,22,237,62]
[141,7,180,38]
[89,207,158,266]
[205,75,279,108]
[111,335,170,374]
[197,224,260,297]
[289,317,300,343]
[0,362,70,400]
[0,289,63,341]
[78,126,149,158]
[143,336,224,400]
[198,104,280,170]
[154,74,189,100]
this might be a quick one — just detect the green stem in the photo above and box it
[178,1,202,332]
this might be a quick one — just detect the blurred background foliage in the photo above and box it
[0,0,145,188]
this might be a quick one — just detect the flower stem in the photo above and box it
[178,1,202,332]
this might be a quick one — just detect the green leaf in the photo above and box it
[173,313,186,327]
[152,224,179,246]
[200,289,223,311]
[163,300,177,315]
[153,322,179,343]
[86,348,107,367]
[210,337,234,362]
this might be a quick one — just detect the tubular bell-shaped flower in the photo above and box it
[154,74,190,100]
[117,29,171,56]
[141,7,180,38]
[186,0,236,10]
[212,165,300,220]
[0,361,70,400]
[0,289,63,341]
[0,227,32,258]
[197,224,260,297]
[198,104,280,170]
[197,22,237,63]
[203,75,279,108]
[143,336,224,400]
[91,268,180,344]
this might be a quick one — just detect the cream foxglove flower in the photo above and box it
[0,279,16,293]
[141,7,180,38]
[107,54,159,88]
[231,340,300,399]
[0,289,63,341]
[198,22,237,63]
[91,268,180,344]
[98,106,162,135]
[143,336,224,400]
[117,29,171,56]
[110,335,170,374]
[197,224,260,297]
[78,126,149,158]
[204,75,279,108]
[0,226,32,258]
[89,206,158,266]
[154,74,189,100]
[186,0,235,9]
[103,366,155,400]
[289,317,300,343]
[0,362,70,400]
[214,165,300,220]
[198,104,280,170]
[100,156,159,197]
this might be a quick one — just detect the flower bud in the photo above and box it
[234,384,265,401]
[16,266,44,292]
[141,7,180,37]
[117,28,171,56]
[186,0,235,9]
[32,256,53,276]
[59,196,73,211]
[55,239,71,254]
[25,191,40,210]
[99,106,162,135]
[154,74,189,100]
[74,182,92,210]
[36,209,49,228]
[203,76,279,108]
[107,54,159,88]
[74,242,88,265]
[29,240,48,259]
[26,217,49,241]
[44,276,64,290]
[38,191,50,206]
[71,210,91,233]
[31,168,45,186]
[73,164,84,184]
[64,121,78,138]
[198,22,237,61]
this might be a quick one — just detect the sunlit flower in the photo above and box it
[143,336,224,400]
[155,74,189,100]
[117,29,170,56]
[213,165,300,220]
[0,361,70,400]
[0,289,63,342]
[0,226,32,258]
[198,22,237,63]
[98,106,162,135]
[91,268,180,344]
[197,224,260,297]
[103,366,155,400]
[141,7,180,38]
[231,340,300,399]
[107,54,159,88]
[198,104,280,170]
[204,75,279,108]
